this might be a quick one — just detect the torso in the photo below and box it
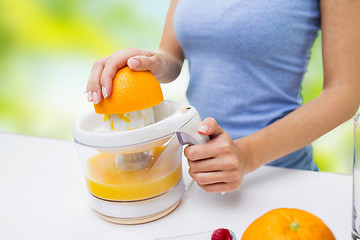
[174,0,321,170]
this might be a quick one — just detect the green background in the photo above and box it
[0,0,354,174]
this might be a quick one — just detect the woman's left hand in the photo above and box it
[184,117,254,193]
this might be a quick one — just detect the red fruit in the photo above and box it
[211,228,233,240]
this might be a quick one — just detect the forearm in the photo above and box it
[238,0,360,173]
[156,0,184,83]
[237,85,360,172]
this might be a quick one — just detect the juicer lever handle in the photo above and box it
[177,113,225,195]
[176,113,209,146]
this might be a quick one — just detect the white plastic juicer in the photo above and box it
[73,100,208,224]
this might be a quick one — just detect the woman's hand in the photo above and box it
[184,117,255,193]
[86,48,182,104]
[86,0,184,104]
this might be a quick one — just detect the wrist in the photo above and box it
[155,48,183,83]
[234,136,261,174]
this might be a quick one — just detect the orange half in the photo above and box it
[94,66,164,114]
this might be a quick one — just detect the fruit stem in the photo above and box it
[289,222,300,231]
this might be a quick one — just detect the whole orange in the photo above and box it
[94,66,163,114]
[241,208,336,240]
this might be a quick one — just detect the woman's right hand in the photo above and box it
[87,0,184,104]
[86,48,175,104]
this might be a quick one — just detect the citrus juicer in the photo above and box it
[73,100,209,224]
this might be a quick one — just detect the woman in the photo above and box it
[86,0,360,193]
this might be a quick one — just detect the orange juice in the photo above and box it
[86,148,182,201]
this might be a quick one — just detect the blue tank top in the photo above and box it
[174,0,320,170]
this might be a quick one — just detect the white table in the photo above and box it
[0,132,352,239]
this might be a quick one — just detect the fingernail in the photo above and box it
[102,86,108,98]
[87,91,92,102]
[128,58,140,69]
[198,124,209,134]
[92,92,99,104]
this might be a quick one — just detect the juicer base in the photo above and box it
[88,179,185,224]
[95,200,180,225]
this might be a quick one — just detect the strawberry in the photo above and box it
[211,228,234,240]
